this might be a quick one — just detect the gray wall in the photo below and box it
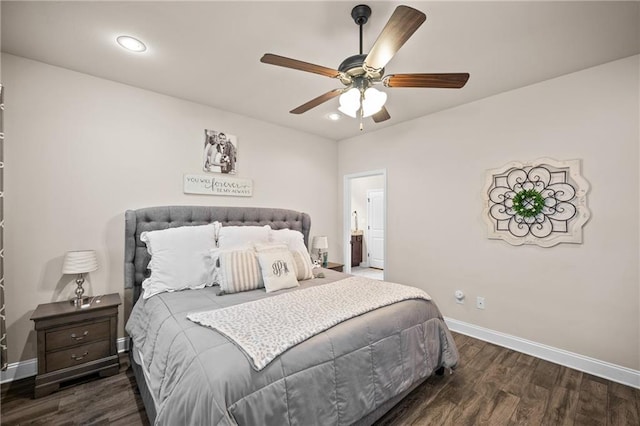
[3,54,339,363]
[4,51,638,376]
[338,56,639,370]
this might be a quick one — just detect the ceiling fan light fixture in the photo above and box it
[339,86,387,118]
[338,88,360,118]
[362,87,387,117]
[338,105,357,118]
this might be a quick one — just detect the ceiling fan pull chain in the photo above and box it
[359,89,365,131]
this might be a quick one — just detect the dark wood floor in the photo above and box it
[376,334,639,426]
[2,333,638,425]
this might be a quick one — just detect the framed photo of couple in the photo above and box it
[203,129,238,174]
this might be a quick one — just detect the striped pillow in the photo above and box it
[217,249,264,294]
[290,250,314,280]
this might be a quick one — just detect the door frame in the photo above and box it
[343,169,387,278]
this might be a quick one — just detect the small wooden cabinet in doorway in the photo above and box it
[351,234,363,267]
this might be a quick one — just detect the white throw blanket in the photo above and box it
[187,276,432,370]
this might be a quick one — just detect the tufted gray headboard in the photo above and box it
[124,206,311,303]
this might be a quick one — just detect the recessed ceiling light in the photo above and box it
[327,113,341,121]
[116,35,147,53]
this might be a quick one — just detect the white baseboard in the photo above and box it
[444,317,640,389]
[0,337,129,384]
[0,358,38,385]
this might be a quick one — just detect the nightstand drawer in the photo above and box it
[46,320,110,351]
[45,340,110,372]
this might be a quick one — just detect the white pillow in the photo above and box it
[270,229,307,252]
[256,248,299,293]
[253,242,288,252]
[270,229,314,280]
[215,249,264,294]
[209,248,221,285]
[141,224,216,299]
[218,225,271,250]
[212,221,222,245]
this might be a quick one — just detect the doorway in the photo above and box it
[367,189,384,269]
[343,170,386,279]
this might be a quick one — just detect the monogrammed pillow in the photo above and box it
[259,237,314,281]
[256,249,299,293]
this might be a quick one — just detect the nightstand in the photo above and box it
[326,262,344,272]
[30,293,121,398]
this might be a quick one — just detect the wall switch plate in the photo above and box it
[476,297,485,310]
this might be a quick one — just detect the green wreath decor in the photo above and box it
[512,189,545,218]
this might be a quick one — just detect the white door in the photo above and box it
[367,189,384,269]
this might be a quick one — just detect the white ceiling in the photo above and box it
[2,1,639,141]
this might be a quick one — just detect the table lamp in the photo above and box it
[312,236,329,267]
[62,250,98,307]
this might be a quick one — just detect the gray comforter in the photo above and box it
[125,270,459,425]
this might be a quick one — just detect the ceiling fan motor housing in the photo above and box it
[339,4,384,85]
[338,54,384,85]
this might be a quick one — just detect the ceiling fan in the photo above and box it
[260,4,469,129]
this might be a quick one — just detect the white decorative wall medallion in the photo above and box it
[483,158,590,247]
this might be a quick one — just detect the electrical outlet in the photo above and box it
[476,296,485,310]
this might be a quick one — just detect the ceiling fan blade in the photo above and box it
[261,53,341,79]
[290,89,343,114]
[364,6,426,71]
[372,106,391,123]
[383,73,470,88]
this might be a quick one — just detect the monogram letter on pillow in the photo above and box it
[255,246,299,293]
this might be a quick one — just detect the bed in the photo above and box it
[124,206,458,425]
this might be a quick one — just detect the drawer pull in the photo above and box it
[71,351,89,361]
[70,331,89,341]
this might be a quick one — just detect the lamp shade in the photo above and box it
[362,87,387,117]
[62,250,98,274]
[312,236,329,250]
[338,88,360,118]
